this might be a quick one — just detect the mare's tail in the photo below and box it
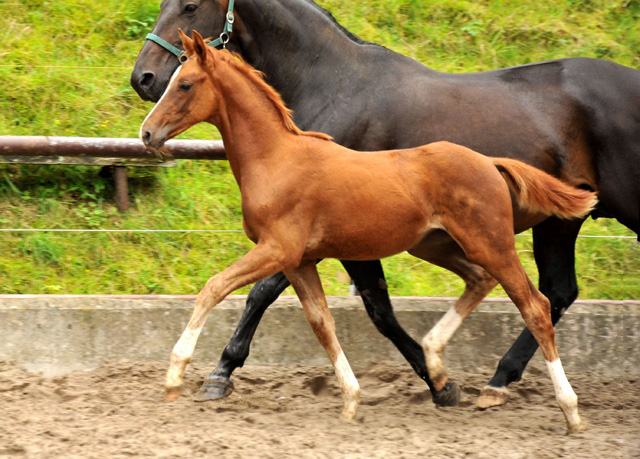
[492,158,597,220]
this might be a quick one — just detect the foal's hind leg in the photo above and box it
[479,217,584,409]
[487,260,584,433]
[451,225,585,433]
[408,231,498,400]
[284,260,360,420]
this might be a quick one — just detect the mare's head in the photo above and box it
[140,30,219,150]
[131,0,231,102]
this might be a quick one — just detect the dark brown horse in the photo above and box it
[131,0,639,408]
[141,30,596,431]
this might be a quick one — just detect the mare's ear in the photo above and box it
[192,30,209,64]
[178,28,195,57]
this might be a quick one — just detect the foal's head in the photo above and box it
[140,29,219,150]
[141,29,332,150]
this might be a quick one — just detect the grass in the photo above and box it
[0,0,637,299]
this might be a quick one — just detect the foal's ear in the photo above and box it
[192,30,209,64]
[178,28,195,57]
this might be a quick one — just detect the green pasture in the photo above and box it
[0,0,637,298]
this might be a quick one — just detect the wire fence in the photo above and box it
[0,228,244,233]
[0,228,635,239]
[0,65,131,70]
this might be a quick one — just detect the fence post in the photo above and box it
[113,166,130,212]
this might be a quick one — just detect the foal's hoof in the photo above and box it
[432,381,460,407]
[339,401,359,422]
[165,386,183,402]
[567,421,588,435]
[476,385,509,409]
[194,376,235,402]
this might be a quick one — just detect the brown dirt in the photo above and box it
[0,360,637,458]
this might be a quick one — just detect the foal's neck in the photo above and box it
[211,60,303,185]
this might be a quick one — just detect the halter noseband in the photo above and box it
[145,0,235,63]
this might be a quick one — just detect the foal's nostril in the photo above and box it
[139,72,156,90]
[142,131,152,146]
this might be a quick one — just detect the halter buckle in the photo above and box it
[145,0,235,56]
[220,32,230,49]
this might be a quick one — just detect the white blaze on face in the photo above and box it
[139,65,184,142]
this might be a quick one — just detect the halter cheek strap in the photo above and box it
[145,0,235,62]
[209,0,236,48]
[146,33,183,57]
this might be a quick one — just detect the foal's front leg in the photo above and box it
[165,243,287,400]
[284,260,360,420]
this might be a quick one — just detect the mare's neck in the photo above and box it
[230,0,378,127]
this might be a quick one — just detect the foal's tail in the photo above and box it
[492,158,597,220]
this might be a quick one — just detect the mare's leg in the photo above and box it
[478,217,584,408]
[407,231,498,398]
[166,243,288,400]
[195,272,292,401]
[341,259,459,406]
[448,222,585,433]
[284,260,360,420]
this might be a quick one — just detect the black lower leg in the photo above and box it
[341,260,458,405]
[197,272,292,399]
[486,218,583,389]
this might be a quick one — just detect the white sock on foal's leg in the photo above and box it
[166,325,203,394]
[546,358,586,433]
[333,350,360,420]
[422,307,463,390]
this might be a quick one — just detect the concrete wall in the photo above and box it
[1,295,637,377]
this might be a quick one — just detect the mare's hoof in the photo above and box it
[165,386,183,402]
[194,376,235,402]
[432,381,460,407]
[476,385,509,409]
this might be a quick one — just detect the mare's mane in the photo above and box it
[301,0,374,46]
[206,46,332,141]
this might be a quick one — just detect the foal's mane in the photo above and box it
[209,47,332,141]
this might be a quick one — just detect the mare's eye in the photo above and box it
[179,83,192,92]
[183,3,198,14]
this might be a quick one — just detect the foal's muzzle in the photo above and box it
[140,129,166,150]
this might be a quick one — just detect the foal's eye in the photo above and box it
[179,83,192,92]
[183,3,198,14]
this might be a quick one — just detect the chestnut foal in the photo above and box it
[141,30,595,433]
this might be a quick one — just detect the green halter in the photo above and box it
[145,0,235,62]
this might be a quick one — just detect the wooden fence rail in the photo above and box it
[0,136,227,211]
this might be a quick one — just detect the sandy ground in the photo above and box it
[0,360,637,458]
